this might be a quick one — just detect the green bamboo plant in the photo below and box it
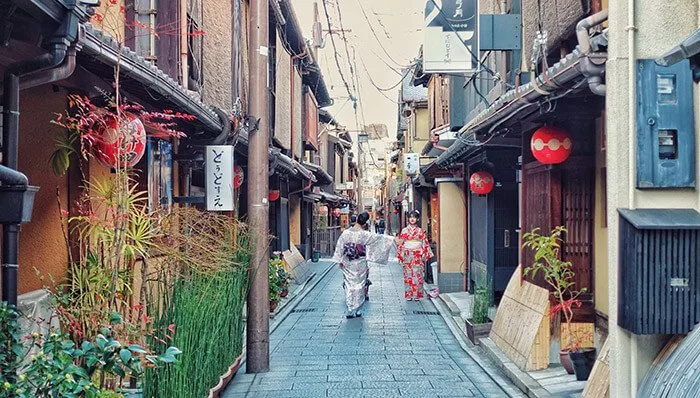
[523,226,587,352]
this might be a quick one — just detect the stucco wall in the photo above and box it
[202,0,233,109]
[606,0,699,396]
[293,69,303,158]
[275,34,292,151]
[438,182,466,274]
[15,87,70,294]
[594,115,608,317]
[290,196,301,246]
[521,0,587,67]
[415,108,430,141]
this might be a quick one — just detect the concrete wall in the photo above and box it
[606,0,699,396]
[202,0,232,110]
[437,181,466,293]
[15,87,70,294]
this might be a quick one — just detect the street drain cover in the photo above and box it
[413,310,440,315]
[291,308,317,313]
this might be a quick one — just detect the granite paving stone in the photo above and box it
[223,258,523,397]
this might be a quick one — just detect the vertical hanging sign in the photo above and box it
[205,145,235,211]
[424,0,479,73]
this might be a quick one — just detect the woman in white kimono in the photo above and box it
[332,212,398,318]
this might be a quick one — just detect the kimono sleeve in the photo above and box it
[331,231,347,264]
[364,232,395,264]
[421,229,434,260]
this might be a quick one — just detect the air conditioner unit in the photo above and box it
[403,153,419,175]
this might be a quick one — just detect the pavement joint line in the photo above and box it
[430,294,523,398]
[229,260,337,388]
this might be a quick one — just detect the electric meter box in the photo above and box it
[636,59,695,189]
[403,153,419,175]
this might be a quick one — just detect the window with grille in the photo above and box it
[187,0,203,92]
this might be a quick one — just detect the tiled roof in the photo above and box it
[79,23,223,133]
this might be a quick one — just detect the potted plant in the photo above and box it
[269,257,284,312]
[523,226,596,380]
[465,282,493,345]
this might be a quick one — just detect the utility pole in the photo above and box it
[247,0,270,373]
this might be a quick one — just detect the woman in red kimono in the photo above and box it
[397,210,433,300]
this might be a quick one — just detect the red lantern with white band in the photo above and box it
[233,165,244,189]
[268,190,280,202]
[469,171,495,195]
[94,113,147,168]
[530,126,572,164]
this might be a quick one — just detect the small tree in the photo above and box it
[523,226,587,352]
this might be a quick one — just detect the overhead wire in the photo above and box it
[354,0,413,69]
[321,0,354,99]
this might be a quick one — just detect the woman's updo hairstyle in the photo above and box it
[357,211,370,226]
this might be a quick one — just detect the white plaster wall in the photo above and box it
[202,0,232,109]
[606,1,699,396]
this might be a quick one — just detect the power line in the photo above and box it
[321,0,354,99]
[354,0,412,69]
[358,55,415,92]
[426,0,499,81]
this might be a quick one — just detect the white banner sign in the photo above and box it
[205,145,234,211]
[424,0,479,73]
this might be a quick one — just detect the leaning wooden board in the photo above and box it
[582,338,610,398]
[489,265,551,371]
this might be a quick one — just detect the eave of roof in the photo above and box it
[303,162,333,186]
[80,24,223,134]
[278,0,332,107]
[433,37,607,168]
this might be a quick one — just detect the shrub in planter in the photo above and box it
[523,226,596,379]
[0,304,179,397]
[465,283,493,345]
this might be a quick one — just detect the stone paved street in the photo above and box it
[223,259,524,397]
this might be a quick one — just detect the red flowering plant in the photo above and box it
[523,226,588,353]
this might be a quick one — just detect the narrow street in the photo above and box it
[224,259,524,398]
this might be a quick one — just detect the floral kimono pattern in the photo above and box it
[332,228,395,312]
[398,225,433,299]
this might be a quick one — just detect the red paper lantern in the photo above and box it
[470,171,495,195]
[332,208,341,217]
[94,113,146,168]
[530,126,573,165]
[268,190,280,201]
[233,165,244,189]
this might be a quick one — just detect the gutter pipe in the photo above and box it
[2,40,70,306]
[576,9,609,96]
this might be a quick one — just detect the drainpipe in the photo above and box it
[626,0,638,395]
[290,50,307,160]
[209,107,233,145]
[576,9,609,96]
[2,40,70,306]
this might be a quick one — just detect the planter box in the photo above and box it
[465,318,493,345]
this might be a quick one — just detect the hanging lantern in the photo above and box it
[530,126,573,165]
[332,208,341,217]
[233,165,244,189]
[470,171,495,195]
[268,190,280,202]
[94,113,147,168]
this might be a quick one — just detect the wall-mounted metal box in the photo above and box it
[636,59,695,188]
[618,209,700,334]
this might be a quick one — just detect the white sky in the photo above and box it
[293,0,426,137]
